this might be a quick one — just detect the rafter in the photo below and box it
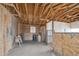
[56,4,79,20]
[1,3,79,26]
[39,3,48,17]
[33,4,39,25]
[25,4,29,24]
[41,4,52,17]
[10,4,21,17]
[51,4,71,19]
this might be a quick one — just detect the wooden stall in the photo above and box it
[52,32,79,56]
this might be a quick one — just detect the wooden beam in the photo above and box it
[25,3,29,24]
[51,4,71,18]
[34,3,39,25]
[41,4,59,18]
[56,4,78,20]
[40,4,66,22]
[71,13,79,20]
[45,9,51,19]
[1,3,21,18]
[39,3,48,17]
[41,4,52,17]
[11,4,21,17]
[34,4,39,16]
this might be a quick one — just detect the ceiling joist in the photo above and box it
[1,3,79,26]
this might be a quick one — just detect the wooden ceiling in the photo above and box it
[1,3,79,26]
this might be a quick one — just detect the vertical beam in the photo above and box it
[52,20,55,51]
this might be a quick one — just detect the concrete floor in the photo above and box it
[7,41,55,56]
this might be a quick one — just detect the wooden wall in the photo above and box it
[0,5,4,56]
[52,32,79,56]
[40,26,47,42]
[17,22,23,34]
[0,5,18,55]
[22,24,30,33]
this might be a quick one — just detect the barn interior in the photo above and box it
[0,3,79,56]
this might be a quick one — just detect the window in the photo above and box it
[71,28,79,32]
[30,26,36,33]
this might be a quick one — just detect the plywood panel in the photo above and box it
[0,5,3,56]
[52,32,79,56]
[53,33,63,55]
[0,5,18,55]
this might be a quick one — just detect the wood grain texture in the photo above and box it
[1,3,79,26]
[52,33,79,56]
